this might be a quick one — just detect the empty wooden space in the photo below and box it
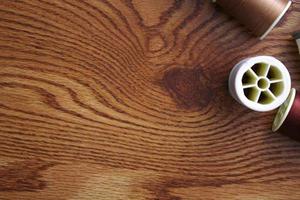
[0,0,300,199]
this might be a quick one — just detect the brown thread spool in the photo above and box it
[213,0,292,39]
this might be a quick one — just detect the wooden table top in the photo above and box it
[0,0,300,199]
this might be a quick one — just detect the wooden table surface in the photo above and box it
[0,0,300,199]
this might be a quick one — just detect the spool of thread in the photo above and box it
[274,34,300,140]
[272,88,300,141]
[294,32,300,54]
[213,0,292,40]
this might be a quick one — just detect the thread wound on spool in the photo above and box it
[214,0,292,39]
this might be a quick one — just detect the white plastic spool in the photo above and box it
[229,56,291,112]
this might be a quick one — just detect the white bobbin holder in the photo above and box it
[229,56,291,112]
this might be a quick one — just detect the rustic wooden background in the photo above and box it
[0,0,300,199]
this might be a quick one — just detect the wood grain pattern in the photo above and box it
[0,0,300,199]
